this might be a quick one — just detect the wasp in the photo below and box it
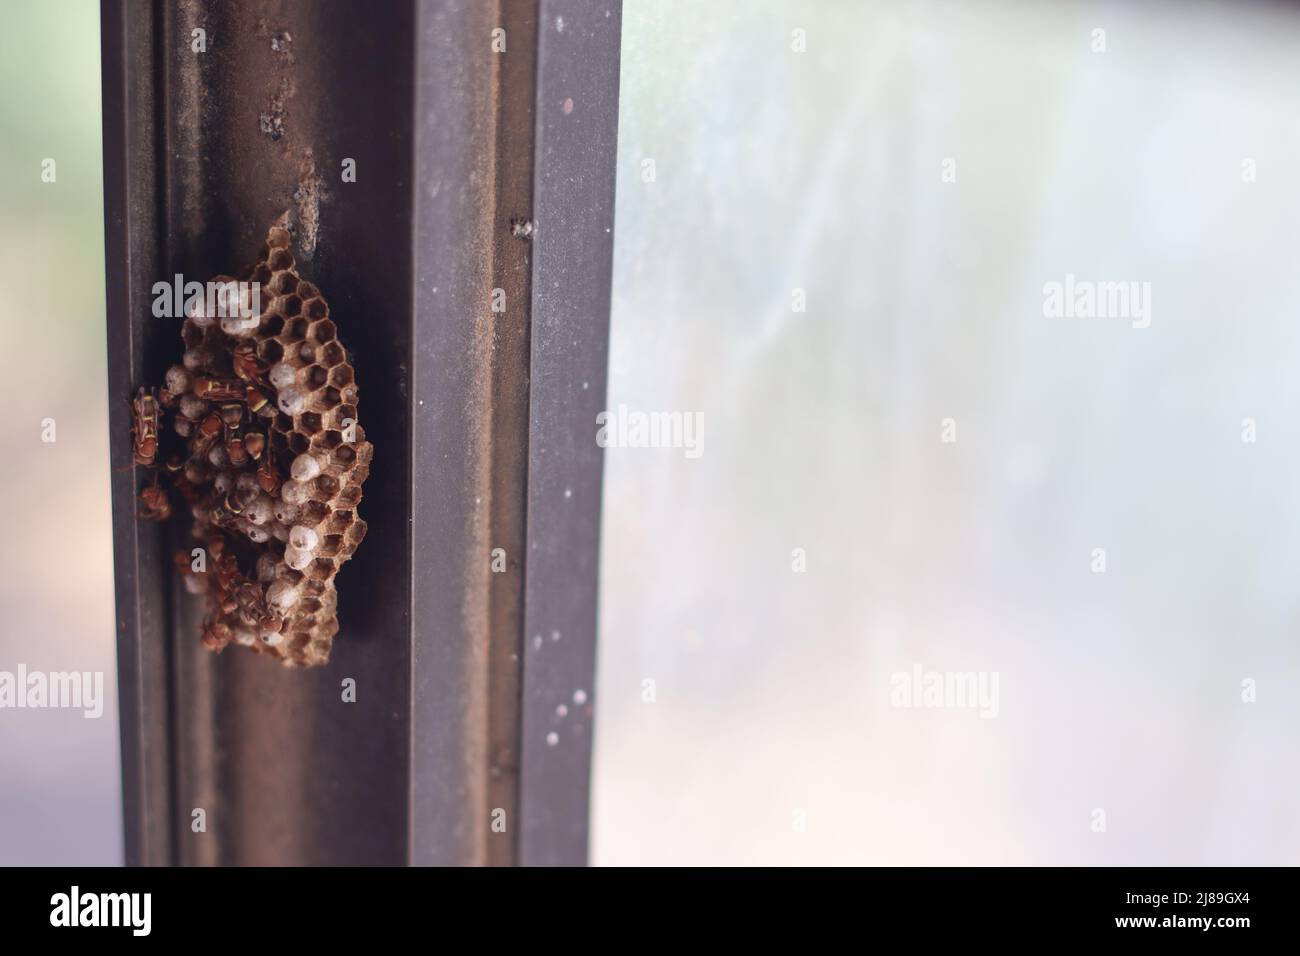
[211,548,241,594]
[193,411,224,459]
[231,580,273,628]
[210,491,245,526]
[232,341,271,389]
[256,454,281,495]
[200,620,232,652]
[218,403,249,465]
[227,437,248,466]
[243,431,266,461]
[130,387,160,467]
[137,478,171,521]
[192,376,248,402]
[245,384,273,416]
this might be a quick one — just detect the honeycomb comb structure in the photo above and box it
[142,221,371,667]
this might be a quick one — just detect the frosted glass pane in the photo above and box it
[594,0,1300,865]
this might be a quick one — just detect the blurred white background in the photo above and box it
[593,0,1300,865]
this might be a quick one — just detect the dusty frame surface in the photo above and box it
[102,0,620,866]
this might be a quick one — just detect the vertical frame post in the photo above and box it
[101,0,620,866]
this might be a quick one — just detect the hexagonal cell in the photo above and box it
[164,222,373,667]
[319,342,345,368]
[346,519,368,546]
[299,501,329,526]
[308,318,336,343]
[269,271,298,296]
[258,338,284,362]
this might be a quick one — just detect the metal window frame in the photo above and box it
[101,0,620,866]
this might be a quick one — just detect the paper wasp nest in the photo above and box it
[136,223,371,667]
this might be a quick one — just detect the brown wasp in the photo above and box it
[130,387,160,467]
[192,376,248,402]
[256,453,281,495]
[200,619,232,652]
[210,545,241,594]
[243,431,267,461]
[137,478,171,521]
[218,402,249,465]
[193,411,224,459]
[232,341,271,389]
[231,579,274,630]
[244,384,273,416]
[209,490,245,526]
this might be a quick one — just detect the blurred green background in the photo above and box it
[0,0,119,864]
